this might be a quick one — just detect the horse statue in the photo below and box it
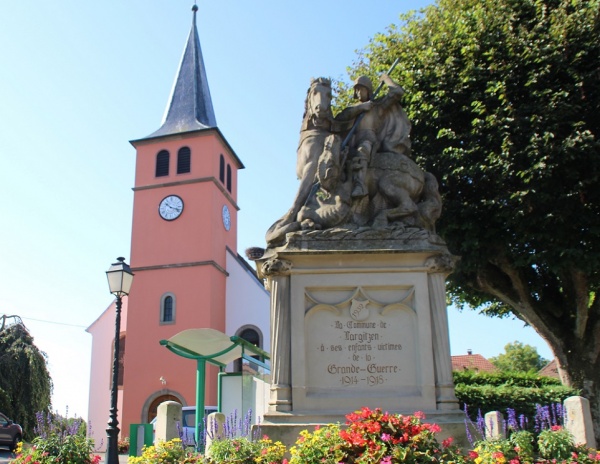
[265,78,337,246]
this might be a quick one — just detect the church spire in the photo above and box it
[144,4,217,139]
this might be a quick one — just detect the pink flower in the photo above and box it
[469,451,479,459]
[551,425,562,431]
[381,433,391,442]
[414,411,426,420]
[381,456,392,464]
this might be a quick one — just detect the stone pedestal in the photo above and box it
[257,230,465,447]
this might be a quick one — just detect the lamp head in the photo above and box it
[106,257,134,296]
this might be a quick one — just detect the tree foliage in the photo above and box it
[490,341,549,373]
[0,316,53,440]
[337,0,600,439]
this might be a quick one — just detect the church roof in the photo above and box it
[142,5,217,140]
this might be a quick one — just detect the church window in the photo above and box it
[160,293,176,324]
[226,164,232,193]
[156,150,170,177]
[219,155,225,183]
[177,147,191,174]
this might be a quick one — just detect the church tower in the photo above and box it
[121,4,243,428]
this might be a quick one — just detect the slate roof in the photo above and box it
[142,4,216,140]
[451,353,498,372]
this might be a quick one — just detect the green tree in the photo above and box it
[338,0,600,440]
[0,315,53,440]
[489,341,548,373]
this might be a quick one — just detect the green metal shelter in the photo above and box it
[159,328,270,450]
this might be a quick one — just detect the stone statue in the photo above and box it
[297,134,353,231]
[264,68,442,248]
[337,74,411,199]
[265,78,368,246]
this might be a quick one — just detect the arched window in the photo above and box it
[177,146,191,174]
[234,326,262,372]
[219,155,225,183]
[160,293,176,324]
[156,150,170,177]
[226,164,232,193]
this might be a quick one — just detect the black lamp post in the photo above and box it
[105,257,134,464]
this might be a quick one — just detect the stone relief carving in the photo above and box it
[265,72,443,249]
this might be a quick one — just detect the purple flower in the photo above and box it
[507,408,519,431]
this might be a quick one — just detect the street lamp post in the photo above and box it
[105,257,134,464]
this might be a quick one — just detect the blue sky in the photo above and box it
[0,1,553,421]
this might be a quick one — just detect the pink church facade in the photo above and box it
[86,8,269,448]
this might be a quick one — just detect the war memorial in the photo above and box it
[248,69,467,444]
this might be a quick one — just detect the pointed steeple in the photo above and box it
[144,4,217,139]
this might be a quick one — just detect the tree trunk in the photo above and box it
[557,346,600,445]
[474,261,600,444]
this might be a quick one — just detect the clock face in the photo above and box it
[222,205,231,231]
[159,195,184,221]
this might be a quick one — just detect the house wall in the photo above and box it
[225,249,270,355]
[86,299,128,450]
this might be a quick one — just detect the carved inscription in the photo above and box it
[305,301,417,392]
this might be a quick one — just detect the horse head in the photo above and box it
[302,77,332,125]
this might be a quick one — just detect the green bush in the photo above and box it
[12,434,99,464]
[453,371,578,420]
[453,370,564,388]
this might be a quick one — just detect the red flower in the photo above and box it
[361,407,373,418]
[468,451,479,459]
[366,421,381,433]
[429,423,441,433]
[414,411,426,420]
[346,412,361,423]
[551,425,562,431]
[442,437,454,448]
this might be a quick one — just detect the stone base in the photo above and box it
[257,409,469,450]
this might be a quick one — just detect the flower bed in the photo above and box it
[12,407,599,463]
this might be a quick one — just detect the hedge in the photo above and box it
[453,371,579,422]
